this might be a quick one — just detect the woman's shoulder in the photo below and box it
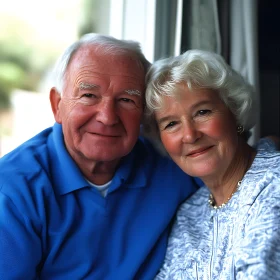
[176,186,209,218]
[243,146,280,206]
[252,138,280,174]
[257,136,279,151]
[256,137,280,158]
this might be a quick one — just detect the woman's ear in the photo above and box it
[50,87,62,124]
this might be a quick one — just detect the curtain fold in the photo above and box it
[181,0,260,145]
[181,0,221,53]
[229,0,260,145]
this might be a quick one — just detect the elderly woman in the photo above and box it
[144,50,280,279]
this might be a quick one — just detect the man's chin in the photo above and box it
[81,150,125,163]
[79,141,136,162]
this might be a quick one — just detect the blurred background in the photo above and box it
[0,0,279,157]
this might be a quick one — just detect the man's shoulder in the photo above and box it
[134,137,201,185]
[0,127,53,188]
[135,137,179,169]
[1,127,52,164]
[127,137,199,201]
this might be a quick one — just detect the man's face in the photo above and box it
[51,46,146,163]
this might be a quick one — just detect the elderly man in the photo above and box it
[0,34,198,279]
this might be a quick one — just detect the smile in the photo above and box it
[87,132,121,138]
[187,146,213,157]
[93,133,119,137]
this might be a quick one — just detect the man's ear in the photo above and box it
[50,87,62,124]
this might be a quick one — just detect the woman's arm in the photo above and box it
[235,180,280,279]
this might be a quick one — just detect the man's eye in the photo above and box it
[120,98,134,103]
[82,94,96,98]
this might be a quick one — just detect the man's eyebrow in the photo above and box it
[124,89,142,96]
[78,82,100,90]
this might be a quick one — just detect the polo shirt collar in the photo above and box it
[48,123,88,195]
[108,144,147,194]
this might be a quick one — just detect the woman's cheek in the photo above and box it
[161,132,182,155]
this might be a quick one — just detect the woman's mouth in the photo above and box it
[187,146,213,157]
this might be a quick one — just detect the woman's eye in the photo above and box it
[196,109,211,116]
[165,121,177,129]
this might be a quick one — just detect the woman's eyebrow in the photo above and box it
[157,115,174,126]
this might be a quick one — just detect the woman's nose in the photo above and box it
[181,122,202,143]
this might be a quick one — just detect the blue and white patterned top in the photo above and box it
[155,139,280,280]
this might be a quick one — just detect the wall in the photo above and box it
[258,0,280,137]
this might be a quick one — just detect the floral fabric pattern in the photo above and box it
[155,139,280,280]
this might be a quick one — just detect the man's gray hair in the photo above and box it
[52,33,150,94]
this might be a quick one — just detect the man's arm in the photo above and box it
[0,191,41,279]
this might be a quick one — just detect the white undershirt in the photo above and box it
[86,180,112,197]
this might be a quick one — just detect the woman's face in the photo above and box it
[155,84,239,181]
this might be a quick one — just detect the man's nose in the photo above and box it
[95,99,119,126]
[182,122,202,143]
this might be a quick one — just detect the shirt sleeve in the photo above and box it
[0,191,41,279]
[154,256,171,279]
[235,181,280,279]
[257,137,279,152]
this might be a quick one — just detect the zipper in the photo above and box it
[195,261,199,280]
[209,211,218,279]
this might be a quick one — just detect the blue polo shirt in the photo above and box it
[0,123,198,280]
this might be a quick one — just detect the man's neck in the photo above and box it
[69,152,121,185]
[84,159,121,185]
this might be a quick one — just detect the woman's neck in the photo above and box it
[204,140,256,207]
